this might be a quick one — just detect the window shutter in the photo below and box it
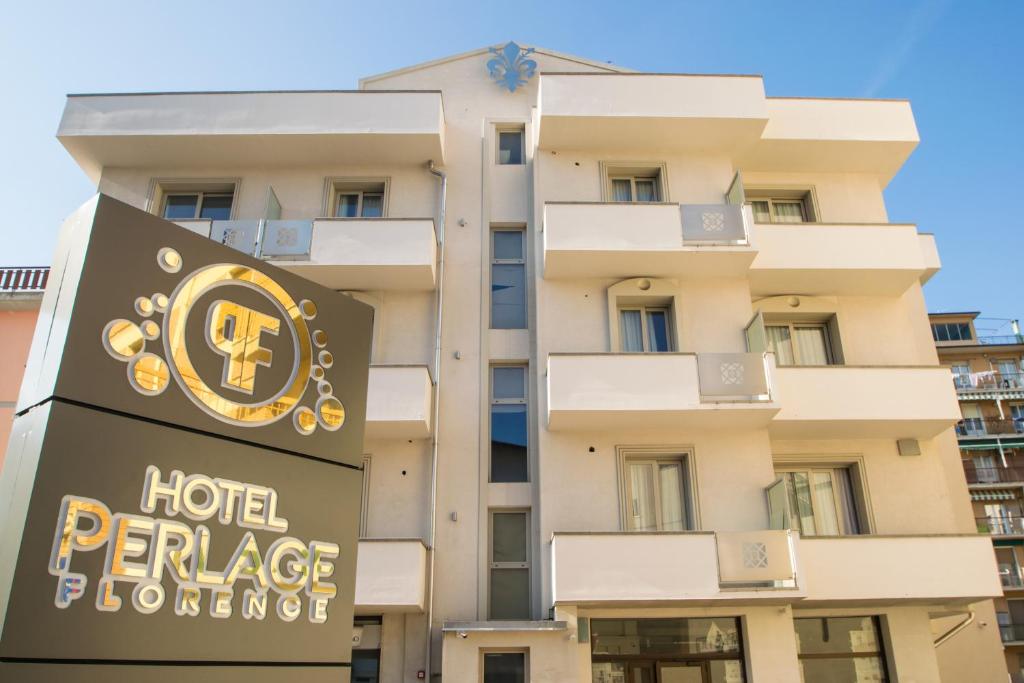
[745,311,767,354]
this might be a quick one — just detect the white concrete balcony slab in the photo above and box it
[58,91,446,181]
[770,366,962,439]
[354,539,428,614]
[551,531,799,607]
[799,535,1001,606]
[365,365,433,441]
[274,218,437,291]
[748,223,939,296]
[538,73,769,154]
[546,353,777,431]
[543,203,755,279]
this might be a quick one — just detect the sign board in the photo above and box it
[0,195,372,680]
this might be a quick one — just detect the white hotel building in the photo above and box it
[52,43,1006,683]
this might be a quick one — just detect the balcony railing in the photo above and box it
[0,267,48,293]
[954,372,1024,392]
[1001,624,1024,643]
[978,336,1024,346]
[977,516,1024,536]
[1000,565,1024,588]
[964,464,1024,485]
[957,418,1024,437]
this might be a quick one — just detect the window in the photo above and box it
[794,617,888,682]
[489,510,530,620]
[491,366,528,483]
[161,191,233,220]
[352,616,382,683]
[483,652,525,683]
[951,363,971,389]
[776,466,862,536]
[745,188,816,223]
[997,547,1023,588]
[623,455,692,531]
[930,322,973,342]
[591,618,745,682]
[329,180,387,218]
[619,305,673,352]
[497,128,524,165]
[491,228,527,329]
[610,175,660,202]
[766,322,834,366]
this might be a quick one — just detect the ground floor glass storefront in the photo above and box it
[591,618,745,683]
[794,616,887,682]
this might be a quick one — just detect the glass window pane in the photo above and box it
[493,231,524,260]
[708,660,746,683]
[492,512,527,562]
[591,663,626,683]
[750,200,771,223]
[198,194,233,220]
[592,618,742,656]
[491,404,527,482]
[635,179,658,202]
[798,657,886,683]
[491,263,526,329]
[493,366,526,400]
[628,463,657,531]
[794,327,829,366]
[163,194,199,219]
[766,326,795,365]
[795,617,882,654]
[336,193,359,217]
[498,131,523,165]
[612,178,632,202]
[658,462,686,531]
[959,323,973,340]
[352,650,381,683]
[489,568,529,619]
[785,472,817,535]
[772,201,805,223]
[646,310,671,352]
[620,310,644,352]
[811,471,840,535]
[484,652,525,683]
[361,193,384,217]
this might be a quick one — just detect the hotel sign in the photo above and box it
[0,195,372,678]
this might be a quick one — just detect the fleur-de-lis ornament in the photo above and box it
[487,42,537,93]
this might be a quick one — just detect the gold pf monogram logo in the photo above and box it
[101,247,344,435]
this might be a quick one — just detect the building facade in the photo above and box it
[0,267,47,470]
[46,43,1006,682]
[931,311,1024,682]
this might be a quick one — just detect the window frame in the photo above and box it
[600,162,669,203]
[794,616,889,681]
[617,446,700,532]
[622,455,693,532]
[496,126,526,166]
[488,509,531,621]
[774,464,864,536]
[334,189,385,218]
[749,197,808,223]
[490,227,527,330]
[481,649,528,683]
[744,186,818,223]
[765,321,835,366]
[618,304,675,353]
[930,321,973,343]
[609,175,661,203]
[161,190,235,220]
[323,177,390,218]
[489,364,529,483]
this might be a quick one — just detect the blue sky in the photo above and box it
[2,1,1021,332]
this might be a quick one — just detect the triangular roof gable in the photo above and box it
[359,43,632,88]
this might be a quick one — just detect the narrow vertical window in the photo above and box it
[491,365,528,483]
[491,228,527,329]
[497,128,524,165]
[489,510,530,620]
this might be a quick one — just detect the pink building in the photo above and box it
[0,267,48,468]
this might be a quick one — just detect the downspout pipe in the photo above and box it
[425,160,446,680]
[933,611,975,647]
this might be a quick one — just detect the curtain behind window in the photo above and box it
[620,310,644,352]
[611,179,632,202]
[766,326,795,365]
[772,201,805,223]
[794,327,829,365]
[750,200,771,223]
[658,462,686,531]
[635,179,658,202]
[629,464,657,531]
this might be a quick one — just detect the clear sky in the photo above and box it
[1,1,1021,332]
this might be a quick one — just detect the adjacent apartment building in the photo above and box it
[931,311,1024,682]
[0,267,47,470]
[45,43,1006,682]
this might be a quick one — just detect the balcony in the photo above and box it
[964,464,1024,486]
[542,203,755,280]
[770,366,962,439]
[174,217,437,290]
[977,516,1024,537]
[0,267,48,293]
[748,224,938,296]
[957,417,1024,438]
[551,531,799,606]
[538,73,769,155]
[954,372,1024,399]
[354,539,428,614]
[1001,624,1024,644]
[365,365,433,440]
[59,90,446,181]
[799,535,1000,606]
[546,352,777,431]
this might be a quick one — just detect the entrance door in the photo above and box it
[657,662,705,683]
